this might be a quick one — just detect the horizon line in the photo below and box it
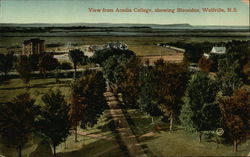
[0,22,249,27]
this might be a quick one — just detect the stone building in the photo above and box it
[22,38,45,56]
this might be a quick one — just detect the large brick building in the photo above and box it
[22,38,45,56]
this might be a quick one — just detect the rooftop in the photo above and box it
[210,46,226,54]
[23,38,45,44]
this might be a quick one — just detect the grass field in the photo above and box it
[0,110,127,157]
[0,77,72,104]
[125,109,250,157]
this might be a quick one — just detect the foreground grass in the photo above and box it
[0,111,127,157]
[0,78,128,157]
[125,109,250,157]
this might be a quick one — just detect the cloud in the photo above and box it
[241,0,250,6]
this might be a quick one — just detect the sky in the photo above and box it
[0,0,249,26]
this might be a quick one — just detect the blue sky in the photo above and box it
[0,0,249,26]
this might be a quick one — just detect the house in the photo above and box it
[89,42,128,53]
[204,46,226,58]
[22,38,45,56]
[103,42,128,50]
[210,46,226,55]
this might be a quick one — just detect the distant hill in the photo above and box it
[0,23,249,34]
[0,23,192,28]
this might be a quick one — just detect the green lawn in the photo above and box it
[0,78,128,157]
[0,77,72,104]
[0,111,128,157]
[125,109,250,157]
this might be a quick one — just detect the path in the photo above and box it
[104,82,148,157]
[72,130,114,142]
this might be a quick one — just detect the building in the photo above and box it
[210,46,226,55]
[103,42,128,50]
[22,38,45,56]
[89,42,128,53]
[204,46,226,58]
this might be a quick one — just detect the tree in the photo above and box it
[217,58,243,96]
[102,55,121,86]
[102,55,140,107]
[219,86,250,152]
[16,56,32,86]
[138,65,162,121]
[36,90,71,157]
[69,71,107,142]
[118,57,141,107]
[224,41,250,82]
[0,93,38,157]
[68,49,87,79]
[70,71,107,128]
[154,60,189,131]
[91,47,135,65]
[0,52,14,78]
[198,57,213,73]
[102,55,130,93]
[180,72,220,142]
[182,42,213,63]
[226,41,250,70]
[68,92,85,142]
[38,54,59,78]
[29,54,43,71]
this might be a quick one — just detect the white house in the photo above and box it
[210,46,226,54]
[204,46,226,58]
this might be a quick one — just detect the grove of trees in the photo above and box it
[92,40,250,151]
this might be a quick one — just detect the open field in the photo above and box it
[0,78,72,104]
[125,109,250,157]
